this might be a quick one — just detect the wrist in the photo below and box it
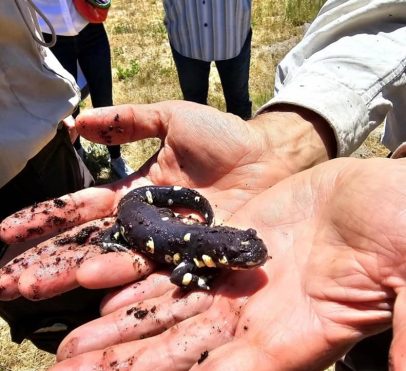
[251,104,336,176]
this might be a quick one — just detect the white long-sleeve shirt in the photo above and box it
[262,0,406,156]
[0,1,79,188]
[33,0,87,35]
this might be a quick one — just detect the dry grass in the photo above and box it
[0,318,55,370]
[1,0,368,369]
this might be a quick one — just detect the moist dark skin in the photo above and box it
[102,186,268,290]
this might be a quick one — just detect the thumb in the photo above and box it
[75,103,169,145]
[390,287,406,370]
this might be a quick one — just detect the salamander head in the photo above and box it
[207,228,269,270]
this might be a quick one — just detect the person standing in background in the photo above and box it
[34,0,134,179]
[164,0,252,120]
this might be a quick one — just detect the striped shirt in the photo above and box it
[163,0,251,62]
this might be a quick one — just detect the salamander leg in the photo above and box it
[101,224,130,252]
[170,261,211,290]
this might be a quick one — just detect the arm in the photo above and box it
[260,0,406,155]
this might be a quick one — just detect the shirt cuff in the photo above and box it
[257,72,370,157]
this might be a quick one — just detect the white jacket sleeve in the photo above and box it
[0,1,80,188]
[259,0,406,156]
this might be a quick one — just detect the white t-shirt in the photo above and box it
[33,0,88,35]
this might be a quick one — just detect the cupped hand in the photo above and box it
[0,101,296,300]
[49,157,406,370]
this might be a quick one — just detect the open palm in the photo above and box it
[50,157,406,370]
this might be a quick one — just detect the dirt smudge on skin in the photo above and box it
[53,198,67,208]
[198,350,209,364]
[126,306,149,319]
[54,225,101,246]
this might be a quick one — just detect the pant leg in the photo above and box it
[77,24,112,108]
[76,24,120,158]
[215,29,252,120]
[170,44,211,105]
[0,126,93,221]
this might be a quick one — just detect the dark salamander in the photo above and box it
[102,186,268,290]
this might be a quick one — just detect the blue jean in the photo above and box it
[170,29,252,120]
[43,23,120,158]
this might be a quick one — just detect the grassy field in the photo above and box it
[0,0,385,369]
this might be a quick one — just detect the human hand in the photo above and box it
[74,101,333,221]
[0,101,273,296]
[0,101,330,299]
[1,101,327,245]
[50,157,406,370]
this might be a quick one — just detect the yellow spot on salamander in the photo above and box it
[145,237,155,254]
[182,273,193,286]
[173,186,182,191]
[145,190,153,204]
[183,233,191,242]
[202,254,216,268]
[165,254,173,263]
[193,258,205,268]
[241,241,250,245]
[194,196,200,202]
[168,199,174,206]
[218,256,229,265]
[197,277,208,289]
[173,253,181,265]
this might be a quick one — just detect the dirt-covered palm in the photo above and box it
[50,157,406,370]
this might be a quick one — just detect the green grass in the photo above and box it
[285,0,326,25]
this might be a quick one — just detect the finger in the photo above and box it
[53,308,236,371]
[0,187,118,243]
[17,245,102,300]
[75,103,173,144]
[390,287,406,370]
[76,251,155,289]
[0,240,58,300]
[0,219,112,300]
[56,290,214,361]
[100,271,174,315]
